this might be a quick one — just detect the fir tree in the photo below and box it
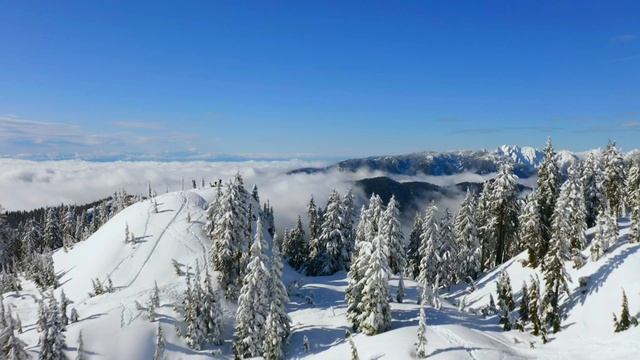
[487,163,520,267]
[270,234,291,341]
[341,189,357,267]
[263,303,284,360]
[151,281,160,308]
[542,232,571,333]
[528,275,542,336]
[202,272,224,344]
[591,210,609,261]
[454,189,481,280]
[154,324,165,360]
[406,212,424,279]
[603,141,625,217]
[60,289,70,327]
[396,273,405,303]
[4,318,29,360]
[39,293,66,360]
[614,290,632,332]
[233,219,270,358]
[307,196,322,247]
[437,209,457,288]
[381,195,406,275]
[43,208,62,251]
[536,138,561,258]
[582,152,605,227]
[346,207,374,331]
[417,205,439,290]
[282,216,307,270]
[496,271,514,330]
[415,305,428,359]
[519,193,543,268]
[357,232,391,335]
[519,281,529,323]
[625,163,640,214]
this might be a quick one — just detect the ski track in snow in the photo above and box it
[122,192,187,288]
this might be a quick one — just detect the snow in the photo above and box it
[5,190,640,359]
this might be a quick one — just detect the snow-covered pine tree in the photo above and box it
[613,289,636,332]
[496,271,515,330]
[417,205,439,291]
[629,198,640,244]
[381,195,406,275]
[60,289,70,327]
[406,212,424,279]
[605,208,619,248]
[183,271,205,349]
[603,141,625,217]
[528,275,542,336]
[346,206,374,331]
[282,216,307,270]
[415,304,428,359]
[486,163,520,268]
[307,195,322,247]
[357,232,391,335]
[263,302,284,360]
[4,316,29,360]
[233,219,270,358]
[154,323,165,360]
[341,189,357,267]
[202,271,224,345]
[625,162,640,215]
[75,331,85,360]
[519,281,529,324]
[591,210,608,261]
[454,189,481,281]
[536,138,561,257]
[519,193,543,268]
[315,190,346,275]
[62,206,76,251]
[582,152,605,227]
[69,308,78,323]
[151,281,160,308]
[476,180,494,270]
[43,208,62,251]
[22,217,42,256]
[396,273,405,303]
[437,209,457,288]
[40,293,66,360]
[209,180,243,297]
[270,234,291,341]
[564,163,588,255]
[205,181,223,237]
[542,230,572,333]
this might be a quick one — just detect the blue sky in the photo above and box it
[0,1,639,160]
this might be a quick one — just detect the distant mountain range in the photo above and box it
[290,145,583,178]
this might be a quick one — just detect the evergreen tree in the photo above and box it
[603,141,625,217]
[381,195,406,275]
[357,232,391,335]
[519,281,529,323]
[519,193,543,268]
[43,208,62,251]
[406,212,424,279]
[437,210,457,288]
[270,235,291,341]
[396,273,405,303]
[476,181,494,270]
[75,331,85,360]
[614,290,634,332]
[542,232,571,333]
[60,289,70,327]
[307,196,322,246]
[591,210,609,261]
[4,318,29,360]
[536,138,561,258]
[154,324,165,360]
[62,207,76,250]
[202,272,224,344]
[528,275,542,336]
[486,163,520,268]
[183,272,204,350]
[282,216,307,270]
[582,152,605,227]
[39,293,66,360]
[263,303,284,360]
[625,163,640,214]
[629,199,640,244]
[233,219,270,358]
[454,190,481,280]
[417,205,439,290]
[314,190,346,275]
[346,206,374,331]
[341,189,357,267]
[496,271,514,330]
[415,305,428,359]
[151,281,160,308]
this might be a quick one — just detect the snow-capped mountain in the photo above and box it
[290,145,583,178]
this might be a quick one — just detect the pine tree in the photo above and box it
[346,207,374,331]
[358,232,391,335]
[519,193,543,268]
[582,152,605,227]
[43,208,62,251]
[591,210,609,261]
[625,163,640,214]
[4,318,29,360]
[151,281,160,308]
[341,189,357,267]
[62,206,76,250]
[154,324,166,360]
[629,199,640,244]
[75,331,85,360]
[487,163,520,267]
[603,141,625,217]
[542,233,571,333]
[233,219,270,358]
[183,272,205,349]
[60,289,70,327]
[315,190,346,275]
[270,234,291,341]
[613,290,633,332]
[536,138,561,258]
[381,195,406,275]
[496,271,514,330]
[202,272,224,344]
[437,210,457,288]
[406,212,424,279]
[519,281,529,323]
[307,196,322,247]
[69,308,78,323]
[528,275,542,336]
[396,273,405,303]
[263,303,284,360]
[39,293,66,360]
[417,205,439,290]
[454,189,481,280]
[282,216,307,270]
[415,305,428,359]
[476,180,494,270]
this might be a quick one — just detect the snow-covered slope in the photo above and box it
[6,190,640,359]
[6,189,240,359]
